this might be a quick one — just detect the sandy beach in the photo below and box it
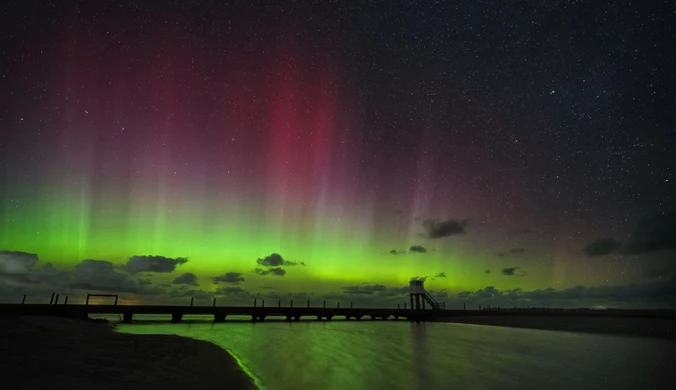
[0,315,256,390]
[437,315,676,339]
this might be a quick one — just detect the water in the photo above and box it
[117,318,675,390]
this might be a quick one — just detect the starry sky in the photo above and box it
[1,0,674,308]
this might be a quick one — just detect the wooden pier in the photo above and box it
[0,303,445,323]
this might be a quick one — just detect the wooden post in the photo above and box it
[190,297,194,307]
[213,297,216,307]
[64,296,68,305]
[397,303,400,309]
[290,300,293,308]
[463,302,466,312]
[22,294,26,304]
[114,296,118,306]
[262,300,265,308]
[323,300,326,308]
[337,302,340,309]
[404,302,407,309]
[307,300,310,308]
[49,292,55,305]
[54,295,60,305]
[278,300,281,308]
[254,299,257,307]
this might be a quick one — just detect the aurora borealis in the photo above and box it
[1,1,674,308]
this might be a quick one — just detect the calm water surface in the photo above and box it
[117,318,675,390]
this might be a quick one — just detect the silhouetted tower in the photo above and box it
[409,280,442,310]
[409,280,443,310]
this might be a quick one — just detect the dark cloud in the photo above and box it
[75,259,114,274]
[624,211,676,254]
[455,276,676,308]
[339,284,410,298]
[216,286,248,295]
[71,259,161,295]
[28,263,67,284]
[410,276,427,282]
[497,248,525,257]
[501,267,526,276]
[583,238,622,256]
[387,249,406,255]
[256,253,302,267]
[342,284,389,295]
[409,245,428,253]
[422,218,468,239]
[435,272,447,278]
[484,269,491,274]
[212,272,245,284]
[254,267,286,276]
[124,255,188,273]
[172,272,198,286]
[0,251,38,275]
[472,286,502,298]
[169,287,212,300]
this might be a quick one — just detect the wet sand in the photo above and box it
[437,315,676,339]
[0,315,256,390]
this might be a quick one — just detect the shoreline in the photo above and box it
[436,315,676,339]
[0,315,257,390]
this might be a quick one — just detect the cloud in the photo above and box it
[624,211,676,254]
[387,249,406,255]
[216,286,248,295]
[75,259,115,274]
[409,245,428,253]
[172,273,198,286]
[212,272,245,284]
[169,287,212,300]
[484,269,491,274]
[501,267,526,276]
[0,251,38,275]
[497,248,525,257]
[256,253,302,267]
[342,284,389,295]
[455,276,676,308]
[339,284,410,298]
[124,255,188,273]
[583,238,622,256]
[422,218,468,239]
[71,259,161,295]
[410,276,427,282]
[254,267,286,276]
[435,272,447,278]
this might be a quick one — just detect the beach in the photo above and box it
[0,315,256,390]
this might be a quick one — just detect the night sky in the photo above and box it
[1,0,674,308]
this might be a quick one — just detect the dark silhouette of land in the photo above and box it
[0,315,256,390]
[435,308,676,339]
